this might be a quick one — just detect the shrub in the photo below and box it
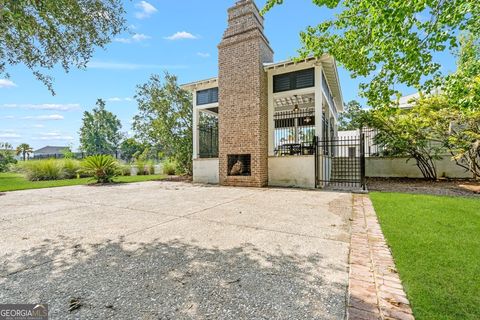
[135,160,148,175]
[62,159,81,179]
[148,161,155,175]
[120,165,131,176]
[20,159,64,181]
[81,155,120,183]
[162,158,178,175]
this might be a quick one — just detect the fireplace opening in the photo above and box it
[227,154,251,176]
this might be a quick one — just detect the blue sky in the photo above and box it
[0,0,458,150]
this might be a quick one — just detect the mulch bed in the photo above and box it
[367,177,480,197]
[163,175,193,182]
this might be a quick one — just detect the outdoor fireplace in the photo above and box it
[227,154,251,176]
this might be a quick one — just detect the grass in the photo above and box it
[0,172,166,192]
[370,192,480,320]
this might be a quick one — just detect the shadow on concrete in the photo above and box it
[0,236,347,319]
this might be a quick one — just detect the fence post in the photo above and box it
[313,136,318,189]
[360,132,366,190]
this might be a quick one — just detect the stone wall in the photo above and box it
[217,0,273,187]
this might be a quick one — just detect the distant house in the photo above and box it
[33,146,68,159]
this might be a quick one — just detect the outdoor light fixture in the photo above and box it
[305,116,312,123]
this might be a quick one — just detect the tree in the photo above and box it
[133,73,193,174]
[365,106,443,180]
[120,138,145,163]
[16,143,32,161]
[415,34,480,178]
[79,99,123,155]
[0,142,16,172]
[0,0,126,94]
[262,0,479,107]
[338,100,365,131]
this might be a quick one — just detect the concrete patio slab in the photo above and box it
[0,181,353,319]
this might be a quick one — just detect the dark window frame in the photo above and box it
[273,68,315,93]
[196,87,219,106]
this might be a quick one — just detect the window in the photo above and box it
[196,87,218,105]
[273,68,315,93]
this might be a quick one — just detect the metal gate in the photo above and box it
[314,133,366,190]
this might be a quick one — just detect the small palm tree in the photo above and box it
[16,143,33,161]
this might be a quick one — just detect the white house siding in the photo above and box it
[268,156,315,189]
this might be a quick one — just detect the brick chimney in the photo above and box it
[218,0,274,187]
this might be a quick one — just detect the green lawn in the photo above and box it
[370,192,480,320]
[0,172,166,192]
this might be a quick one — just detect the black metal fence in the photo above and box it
[314,133,366,190]
[274,109,316,156]
[33,151,120,160]
[199,124,219,158]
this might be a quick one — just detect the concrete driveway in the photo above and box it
[0,181,353,319]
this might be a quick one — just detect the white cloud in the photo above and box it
[114,33,151,44]
[134,1,157,19]
[0,115,15,120]
[0,79,17,88]
[0,130,21,139]
[23,114,65,121]
[114,37,132,44]
[34,132,74,141]
[164,31,197,41]
[132,33,151,41]
[106,97,134,102]
[197,52,211,58]
[88,61,188,70]
[32,124,45,128]
[2,103,80,111]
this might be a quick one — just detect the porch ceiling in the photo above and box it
[274,93,315,112]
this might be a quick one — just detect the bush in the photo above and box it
[148,161,155,175]
[162,158,178,175]
[0,152,17,172]
[62,159,81,179]
[20,159,64,181]
[135,160,148,176]
[120,165,131,176]
[81,155,120,183]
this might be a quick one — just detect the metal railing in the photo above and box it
[199,124,219,158]
[274,109,316,156]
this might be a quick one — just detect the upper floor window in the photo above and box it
[196,87,218,105]
[273,68,315,93]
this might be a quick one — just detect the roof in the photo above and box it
[264,55,344,112]
[180,55,345,112]
[33,146,68,154]
[181,77,218,91]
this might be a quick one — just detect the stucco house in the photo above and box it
[182,0,346,189]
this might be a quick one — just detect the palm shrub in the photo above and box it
[81,155,120,183]
[20,159,64,181]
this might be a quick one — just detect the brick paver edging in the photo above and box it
[347,194,414,320]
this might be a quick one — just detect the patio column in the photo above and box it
[192,91,200,160]
[268,71,275,156]
[314,65,324,141]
